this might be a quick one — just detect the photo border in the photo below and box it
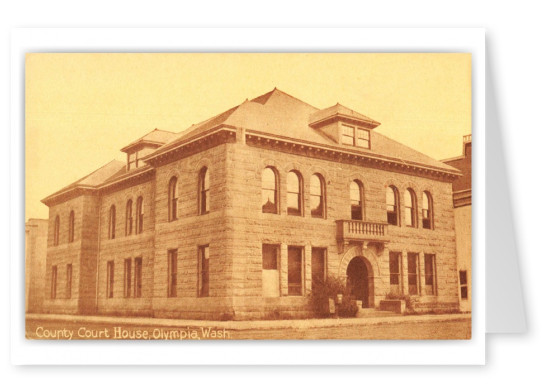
[11,27,485,365]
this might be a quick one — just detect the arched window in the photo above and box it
[310,173,325,218]
[108,205,116,239]
[386,186,399,226]
[422,191,433,229]
[199,167,210,215]
[53,215,60,246]
[287,170,303,216]
[168,176,178,221]
[405,188,417,227]
[125,199,133,236]
[68,210,75,243]
[136,196,144,234]
[262,167,278,214]
[350,180,363,220]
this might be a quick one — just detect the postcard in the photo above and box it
[25,52,472,341]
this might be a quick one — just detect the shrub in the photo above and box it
[309,275,358,318]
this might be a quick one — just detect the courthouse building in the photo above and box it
[41,89,463,320]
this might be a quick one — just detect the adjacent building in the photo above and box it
[442,135,472,312]
[41,89,463,320]
[25,218,48,313]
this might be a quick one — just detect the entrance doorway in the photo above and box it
[346,257,371,308]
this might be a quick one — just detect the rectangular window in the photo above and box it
[342,124,355,145]
[107,261,114,299]
[389,252,402,294]
[311,247,327,291]
[424,254,437,295]
[124,258,132,298]
[262,244,278,270]
[288,246,303,296]
[357,128,370,148]
[407,253,419,295]
[198,245,210,297]
[134,257,142,298]
[459,270,468,299]
[66,264,72,299]
[262,244,280,297]
[127,151,137,170]
[50,266,57,299]
[168,250,178,298]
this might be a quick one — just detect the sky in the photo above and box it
[25,53,471,220]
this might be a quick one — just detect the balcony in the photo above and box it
[336,220,389,248]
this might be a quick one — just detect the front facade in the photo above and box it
[42,89,462,320]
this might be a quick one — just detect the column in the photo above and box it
[419,251,425,297]
[304,244,312,295]
[401,250,408,295]
[280,243,288,296]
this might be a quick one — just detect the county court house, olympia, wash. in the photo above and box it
[41,88,465,320]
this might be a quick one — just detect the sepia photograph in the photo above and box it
[25,53,472,340]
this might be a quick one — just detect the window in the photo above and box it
[287,171,303,216]
[262,167,278,214]
[422,191,433,229]
[357,128,371,148]
[168,176,178,222]
[136,196,144,234]
[459,270,468,299]
[288,246,303,296]
[107,261,114,298]
[127,151,137,170]
[124,258,132,298]
[341,124,371,149]
[407,253,419,295]
[342,124,355,146]
[198,245,210,297]
[168,249,178,297]
[68,210,75,243]
[310,174,325,218]
[262,244,278,270]
[262,244,280,297]
[50,266,57,299]
[350,180,363,220]
[125,199,133,236]
[53,215,60,246]
[424,254,437,295]
[311,247,327,291]
[389,252,402,294]
[66,264,72,299]
[405,188,417,227]
[386,186,399,226]
[199,167,210,214]
[134,257,142,298]
[108,205,116,239]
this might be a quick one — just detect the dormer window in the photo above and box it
[341,124,371,149]
[127,151,138,171]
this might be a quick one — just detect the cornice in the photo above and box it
[245,129,461,182]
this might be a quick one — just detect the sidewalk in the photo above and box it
[26,312,471,331]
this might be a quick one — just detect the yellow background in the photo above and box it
[26,53,471,220]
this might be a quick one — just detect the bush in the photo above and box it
[309,275,358,318]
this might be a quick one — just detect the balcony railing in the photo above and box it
[463,134,472,143]
[336,220,389,244]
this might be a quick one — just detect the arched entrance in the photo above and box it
[346,257,373,308]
